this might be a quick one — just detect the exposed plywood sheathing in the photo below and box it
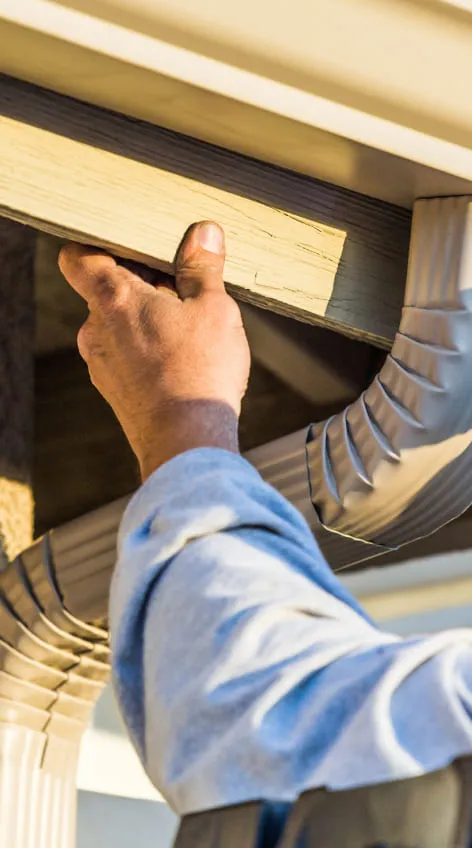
[0,75,411,348]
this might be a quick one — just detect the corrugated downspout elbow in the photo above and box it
[0,538,110,847]
[251,196,472,565]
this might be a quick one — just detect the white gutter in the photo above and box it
[2,0,472,205]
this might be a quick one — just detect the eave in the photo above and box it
[2,0,472,207]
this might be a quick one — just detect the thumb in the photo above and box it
[174,221,226,299]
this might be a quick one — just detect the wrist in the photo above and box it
[136,399,240,481]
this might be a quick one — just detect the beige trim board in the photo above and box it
[0,76,410,346]
[2,0,472,207]
[342,551,472,623]
[360,577,472,622]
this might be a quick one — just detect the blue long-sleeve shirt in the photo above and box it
[109,449,472,815]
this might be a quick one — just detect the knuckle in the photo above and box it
[180,258,221,275]
[95,270,131,314]
[107,289,130,316]
[77,322,94,359]
[94,268,117,301]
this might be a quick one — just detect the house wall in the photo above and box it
[77,792,178,848]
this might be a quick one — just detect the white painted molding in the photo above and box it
[3,0,472,205]
[78,726,161,802]
[341,550,472,621]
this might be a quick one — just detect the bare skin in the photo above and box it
[58,221,251,480]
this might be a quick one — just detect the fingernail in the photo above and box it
[196,222,225,254]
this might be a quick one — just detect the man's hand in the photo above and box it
[59,221,250,480]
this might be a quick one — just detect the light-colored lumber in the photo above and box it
[0,76,410,347]
[35,233,379,397]
[360,576,472,622]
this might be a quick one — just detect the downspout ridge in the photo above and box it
[308,196,472,547]
[0,539,110,847]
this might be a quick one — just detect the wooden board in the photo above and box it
[35,232,381,393]
[0,75,411,348]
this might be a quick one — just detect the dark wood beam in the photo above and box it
[0,220,35,559]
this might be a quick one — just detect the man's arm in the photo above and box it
[59,221,472,816]
[111,447,472,813]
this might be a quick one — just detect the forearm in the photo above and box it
[110,450,472,814]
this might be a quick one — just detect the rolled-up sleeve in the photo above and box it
[110,449,472,814]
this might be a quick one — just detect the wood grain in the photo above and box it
[35,232,381,389]
[0,75,411,347]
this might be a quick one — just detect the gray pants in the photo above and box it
[174,759,472,848]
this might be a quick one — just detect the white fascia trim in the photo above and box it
[341,551,472,622]
[3,0,472,199]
